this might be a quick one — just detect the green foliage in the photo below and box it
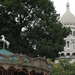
[59,59,72,71]
[0,0,71,60]
[47,58,52,63]
[52,60,75,75]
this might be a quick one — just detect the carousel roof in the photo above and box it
[0,49,14,55]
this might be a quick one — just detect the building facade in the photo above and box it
[59,2,75,58]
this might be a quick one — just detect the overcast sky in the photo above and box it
[51,0,75,18]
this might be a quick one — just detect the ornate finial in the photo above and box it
[66,1,70,10]
[0,35,10,49]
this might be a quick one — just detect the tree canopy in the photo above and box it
[0,0,71,61]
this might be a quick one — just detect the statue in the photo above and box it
[0,35,10,49]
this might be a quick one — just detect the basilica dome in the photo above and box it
[61,2,75,24]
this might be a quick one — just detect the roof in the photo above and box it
[61,11,75,24]
[61,2,75,24]
[64,35,75,40]
[0,49,14,55]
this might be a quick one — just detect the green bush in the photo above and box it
[51,59,75,75]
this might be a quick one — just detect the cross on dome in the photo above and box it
[66,0,70,10]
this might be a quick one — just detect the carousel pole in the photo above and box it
[3,42,5,49]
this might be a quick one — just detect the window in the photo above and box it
[66,53,70,56]
[67,41,69,47]
[64,23,66,25]
[73,31,75,36]
[73,45,75,49]
[72,53,75,56]
[70,31,72,35]
[61,53,65,56]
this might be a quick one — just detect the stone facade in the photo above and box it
[59,2,75,59]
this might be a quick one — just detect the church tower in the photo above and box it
[59,1,75,58]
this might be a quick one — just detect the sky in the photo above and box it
[51,0,75,18]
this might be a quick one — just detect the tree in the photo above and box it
[0,0,71,60]
[59,59,72,72]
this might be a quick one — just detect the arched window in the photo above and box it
[72,53,75,56]
[66,53,70,56]
[64,23,66,25]
[0,66,5,75]
[61,53,65,56]
[67,41,69,47]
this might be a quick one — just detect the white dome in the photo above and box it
[61,11,75,24]
[61,2,75,24]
